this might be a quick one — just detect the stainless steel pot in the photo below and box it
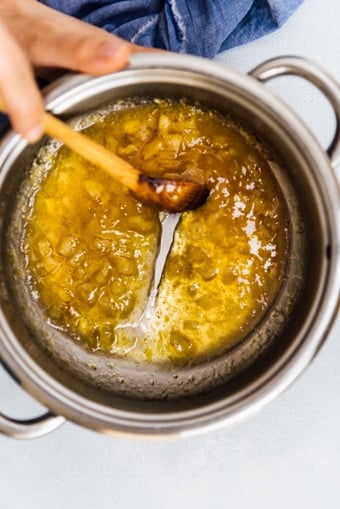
[0,54,339,439]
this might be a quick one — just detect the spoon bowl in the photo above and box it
[135,175,210,212]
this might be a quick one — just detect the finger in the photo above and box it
[11,3,131,75]
[0,21,43,142]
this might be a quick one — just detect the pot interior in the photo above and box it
[0,68,331,419]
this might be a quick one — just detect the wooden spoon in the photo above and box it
[0,101,209,212]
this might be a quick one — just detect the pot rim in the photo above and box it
[0,53,339,437]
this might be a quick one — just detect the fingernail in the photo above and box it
[96,42,120,60]
[24,124,43,143]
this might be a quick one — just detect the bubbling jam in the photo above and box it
[23,99,288,364]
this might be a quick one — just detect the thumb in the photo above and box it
[17,3,131,75]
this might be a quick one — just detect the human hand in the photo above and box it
[0,0,144,142]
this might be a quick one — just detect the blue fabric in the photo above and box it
[39,0,305,59]
[0,0,304,137]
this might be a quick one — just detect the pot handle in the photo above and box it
[0,363,65,439]
[0,411,65,439]
[249,56,340,168]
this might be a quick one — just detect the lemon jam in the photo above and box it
[23,99,288,364]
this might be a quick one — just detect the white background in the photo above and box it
[1,0,339,507]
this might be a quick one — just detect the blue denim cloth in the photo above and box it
[39,0,305,58]
[0,0,304,137]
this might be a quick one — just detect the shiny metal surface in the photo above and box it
[0,53,339,438]
[249,56,340,167]
[0,411,65,440]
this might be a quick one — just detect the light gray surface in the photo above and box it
[1,0,339,507]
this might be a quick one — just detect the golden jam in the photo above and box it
[24,99,288,364]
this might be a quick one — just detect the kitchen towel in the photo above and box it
[39,0,305,58]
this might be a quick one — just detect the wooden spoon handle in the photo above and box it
[0,98,140,191]
[42,113,140,190]
[0,98,210,212]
